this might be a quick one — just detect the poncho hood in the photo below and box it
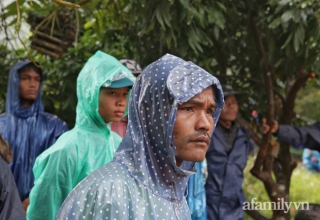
[113,54,224,202]
[75,50,135,134]
[6,60,44,118]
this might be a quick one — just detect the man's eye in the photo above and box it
[123,93,128,97]
[184,107,192,112]
[206,109,214,114]
[109,92,116,95]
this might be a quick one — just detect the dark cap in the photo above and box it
[221,85,245,97]
[119,59,142,75]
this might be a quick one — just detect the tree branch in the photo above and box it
[250,15,275,175]
[213,38,228,84]
[282,69,313,124]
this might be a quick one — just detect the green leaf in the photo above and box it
[3,0,24,18]
[292,10,301,23]
[166,35,172,49]
[300,10,307,23]
[294,31,300,52]
[279,0,290,6]
[84,21,92,30]
[281,10,293,23]
[281,33,292,49]
[269,17,281,29]
[139,0,146,6]
[305,43,310,58]
[296,25,305,44]
[274,58,284,68]
[186,10,194,25]
[155,8,165,30]
[213,11,225,29]
[162,12,171,28]
[216,2,226,12]
[188,37,197,53]
[307,20,320,41]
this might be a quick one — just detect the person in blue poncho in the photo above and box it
[205,85,255,220]
[302,148,320,172]
[187,160,208,220]
[0,61,68,212]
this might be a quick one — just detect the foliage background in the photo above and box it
[1,0,320,219]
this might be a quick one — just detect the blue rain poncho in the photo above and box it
[187,160,207,220]
[56,54,224,220]
[0,60,68,201]
[27,51,135,220]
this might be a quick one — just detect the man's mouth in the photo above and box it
[27,90,37,95]
[190,135,210,146]
[114,111,124,117]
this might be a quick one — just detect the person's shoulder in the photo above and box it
[0,157,9,172]
[96,162,130,182]
[0,113,13,133]
[91,163,132,189]
[37,129,83,157]
[237,125,249,135]
[312,121,320,128]
[41,112,68,130]
[111,130,122,142]
[0,113,12,120]
[42,112,66,124]
[56,163,134,220]
[72,162,132,196]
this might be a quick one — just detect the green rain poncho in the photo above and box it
[27,51,135,220]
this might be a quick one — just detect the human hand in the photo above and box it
[22,197,30,213]
[262,118,279,134]
[311,157,319,163]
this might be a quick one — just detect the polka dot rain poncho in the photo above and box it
[56,54,224,220]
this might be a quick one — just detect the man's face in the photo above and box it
[173,86,216,167]
[219,95,238,121]
[19,70,41,102]
[98,87,129,123]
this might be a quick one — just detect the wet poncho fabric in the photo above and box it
[27,51,135,220]
[0,157,25,220]
[0,60,68,201]
[56,54,224,220]
[187,161,207,220]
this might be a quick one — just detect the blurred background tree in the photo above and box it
[1,0,320,219]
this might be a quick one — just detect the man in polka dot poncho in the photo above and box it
[56,54,224,220]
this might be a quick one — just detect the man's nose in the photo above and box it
[116,97,127,107]
[195,111,213,132]
[30,79,37,87]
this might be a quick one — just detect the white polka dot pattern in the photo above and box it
[55,54,224,220]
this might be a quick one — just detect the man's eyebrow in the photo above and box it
[182,99,216,108]
[210,102,217,109]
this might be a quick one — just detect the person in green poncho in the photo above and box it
[26,51,135,220]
